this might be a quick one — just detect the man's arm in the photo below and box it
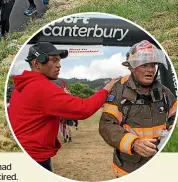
[41,78,120,120]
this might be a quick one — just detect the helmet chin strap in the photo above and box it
[131,65,160,88]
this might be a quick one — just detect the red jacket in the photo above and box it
[8,70,108,162]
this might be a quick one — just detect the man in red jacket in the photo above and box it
[8,42,119,172]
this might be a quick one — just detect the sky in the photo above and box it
[10,45,131,80]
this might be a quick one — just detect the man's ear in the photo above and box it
[31,59,41,69]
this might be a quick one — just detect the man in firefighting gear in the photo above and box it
[99,40,177,177]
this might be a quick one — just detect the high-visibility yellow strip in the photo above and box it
[123,124,166,138]
[121,75,130,84]
[102,103,123,124]
[123,124,165,132]
[169,101,178,118]
[112,162,128,178]
[103,109,121,122]
[103,103,118,109]
[119,133,139,155]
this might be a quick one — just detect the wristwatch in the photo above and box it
[131,141,135,153]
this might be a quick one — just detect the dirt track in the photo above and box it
[52,110,115,181]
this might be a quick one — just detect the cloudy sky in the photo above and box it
[10,45,131,81]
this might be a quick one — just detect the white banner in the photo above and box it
[56,45,104,57]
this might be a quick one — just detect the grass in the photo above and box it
[71,0,177,21]
[0,99,20,152]
[0,0,177,151]
[163,124,178,152]
[85,109,102,123]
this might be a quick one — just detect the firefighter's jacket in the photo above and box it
[99,75,177,177]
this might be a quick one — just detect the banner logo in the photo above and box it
[43,17,129,41]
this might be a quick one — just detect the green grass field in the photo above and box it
[0,0,177,151]
[163,124,178,152]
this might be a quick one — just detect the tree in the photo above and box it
[68,82,95,98]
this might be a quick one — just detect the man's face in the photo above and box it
[132,63,157,86]
[40,55,61,80]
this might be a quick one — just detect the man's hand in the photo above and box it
[103,77,121,93]
[133,138,158,157]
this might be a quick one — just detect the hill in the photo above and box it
[56,77,110,90]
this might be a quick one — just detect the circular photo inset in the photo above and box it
[5,12,178,181]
